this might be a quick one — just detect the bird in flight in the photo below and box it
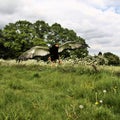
[17,41,88,63]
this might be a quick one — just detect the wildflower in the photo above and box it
[95,101,99,105]
[103,90,107,93]
[99,100,103,103]
[79,105,84,109]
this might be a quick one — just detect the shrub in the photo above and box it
[103,52,120,66]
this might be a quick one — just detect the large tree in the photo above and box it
[0,20,88,59]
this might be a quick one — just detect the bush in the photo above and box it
[103,52,120,66]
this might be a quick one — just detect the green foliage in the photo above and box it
[103,52,120,66]
[80,55,108,66]
[0,20,88,59]
[1,21,35,58]
[33,20,50,41]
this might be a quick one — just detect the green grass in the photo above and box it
[0,61,120,120]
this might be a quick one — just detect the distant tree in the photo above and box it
[2,20,47,58]
[47,23,78,44]
[48,23,89,58]
[33,20,50,41]
[98,52,102,56]
[103,52,120,65]
[47,23,63,44]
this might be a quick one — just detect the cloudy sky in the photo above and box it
[0,0,120,56]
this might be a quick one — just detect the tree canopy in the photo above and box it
[0,20,88,59]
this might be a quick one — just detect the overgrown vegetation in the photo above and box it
[0,60,120,120]
[103,52,120,65]
[82,53,120,66]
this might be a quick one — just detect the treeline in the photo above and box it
[0,20,88,59]
[86,52,120,66]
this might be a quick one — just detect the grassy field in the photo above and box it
[0,59,120,120]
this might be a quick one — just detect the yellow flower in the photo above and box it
[95,101,99,105]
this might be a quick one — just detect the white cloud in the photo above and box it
[0,0,120,56]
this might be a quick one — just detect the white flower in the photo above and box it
[103,90,107,93]
[79,105,84,109]
[99,100,103,103]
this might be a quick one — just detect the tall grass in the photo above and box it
[0,60,120,120]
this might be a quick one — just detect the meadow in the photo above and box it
[0,59,120,120]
